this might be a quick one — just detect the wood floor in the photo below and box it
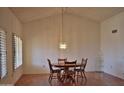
[15,72,124,86]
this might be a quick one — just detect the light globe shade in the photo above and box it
[59,42,67,49]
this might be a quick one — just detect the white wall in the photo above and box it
[0,8,23,84]
[101,12,124,79]
[23,14,100,74]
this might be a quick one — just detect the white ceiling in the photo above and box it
[10,7,124,23]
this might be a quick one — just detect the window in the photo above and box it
[12,34,22,70]
[0,28,7,79]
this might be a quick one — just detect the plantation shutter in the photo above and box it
[0,29,7,79]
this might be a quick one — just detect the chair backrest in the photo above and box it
[65,60,77,70]
[84,58,88,69]
[81,58,85,65]
[58,58,67,64]
[65,60,77,64]
[47,59,53,72]
[81,58,88,70]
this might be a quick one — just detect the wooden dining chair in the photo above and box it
[65,60,77,71]
[75,58,88,80]
[58,58,67,64]
[64,60,77,82]
[47,59,61,82]
[58,58,67,71]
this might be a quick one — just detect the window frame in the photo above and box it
[12,33,23,71]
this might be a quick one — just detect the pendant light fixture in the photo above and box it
[59,7,67,50]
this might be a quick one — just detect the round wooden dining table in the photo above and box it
[52,63,81,68]
[52,63,82,83]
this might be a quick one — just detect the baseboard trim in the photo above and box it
[23,73,50,75]
[103,72,124,80]
[85,71,104,73]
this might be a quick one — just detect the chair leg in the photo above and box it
[76,71,79,82]
[49,73,53,82]
[48,73,50,80]
[57,72,61,81]
[83,71,87,80]
[72,75,75,83]
[74,72,76,79]
[81,71,84,79]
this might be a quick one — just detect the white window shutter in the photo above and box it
[0,29,7,79]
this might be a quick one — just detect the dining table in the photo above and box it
[52,63,82,82]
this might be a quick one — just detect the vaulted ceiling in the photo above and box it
[10,7,124,23]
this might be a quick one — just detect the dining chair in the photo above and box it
[75,58,88,80]
[47,59,61,82]
[58,58,67,71]
[65,61,77,64]
[65,60,77,70]
[58,58,67,64]
[63,60,77,82]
